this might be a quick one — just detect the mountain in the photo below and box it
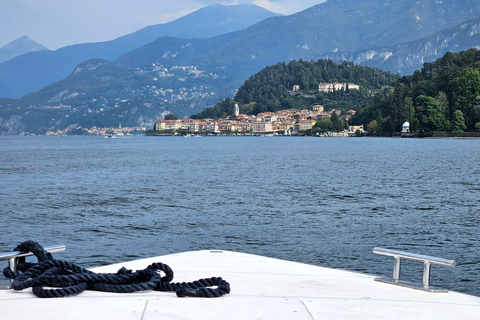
[116,32,241,71]
[0,35,48,64]
[0,58,230,134]
[314,17,480,75]
[118,4,278,41]
[0,4,278,99]
[115,0,480,81]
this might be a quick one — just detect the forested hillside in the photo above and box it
[191,59,398,119]
[350,48,480,135]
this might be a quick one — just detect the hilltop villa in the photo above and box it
[318,82,360,93]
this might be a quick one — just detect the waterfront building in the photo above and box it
[251,122,273,134]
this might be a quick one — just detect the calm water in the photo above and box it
[1,135,479,295]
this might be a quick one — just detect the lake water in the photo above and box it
[1,135,479,296]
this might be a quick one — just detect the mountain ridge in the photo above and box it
[0,35,48,64]
[0,4,278,99]
[314,17,480,75]
[114,0,480,81]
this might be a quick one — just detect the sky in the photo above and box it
[0,0,325,50]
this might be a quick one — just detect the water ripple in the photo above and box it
[1,136,480,295]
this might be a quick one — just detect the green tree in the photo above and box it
[451,110,466,133]
[367,120,377,134]
[415,95,449,135]
[375,111,383,135]
[465,96,480,130]
[164,113,179,120]
[436,91,449,115]
[331,112,343,131]
[404,97,416,132]
[314,118,333,131]
[450,67,480,115]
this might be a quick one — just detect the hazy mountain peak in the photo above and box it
[0,4,278,99]
[0,35,48,63]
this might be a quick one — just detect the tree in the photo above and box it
[404,97,416,132]
[375,111,383,135]
[465,96,480,130]
[331,112,343,132]
[436,91,449,115]
[314,118,333,131]
[415,95,449,135]
[384,117,395,135]
[451,110,466,133]
[164,113,179,120]
[450,67,480,115]
[367,120,377,134]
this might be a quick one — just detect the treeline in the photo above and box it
[191,59,398,119]
[350,48,480,135]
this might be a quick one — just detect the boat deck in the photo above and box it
[2,250,480,319]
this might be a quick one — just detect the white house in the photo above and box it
[402,121,410,133]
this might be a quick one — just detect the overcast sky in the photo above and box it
[0,0,325,50]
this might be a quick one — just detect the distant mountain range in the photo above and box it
[0,4,278,99]
[315,17,480,75]
[0,35,48,64]
[117,0,480,79]
[3,0,480,135]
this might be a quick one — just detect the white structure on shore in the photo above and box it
[318,82,360,93]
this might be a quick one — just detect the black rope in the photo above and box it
[3,241,230,298]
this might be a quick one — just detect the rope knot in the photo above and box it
[3,267,15,279]
[5,241,231,299]
[116,267,132,275]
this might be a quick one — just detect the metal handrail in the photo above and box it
[373,247,455,292]
[0,244,66,289]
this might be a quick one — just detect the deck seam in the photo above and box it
[140,299,149,320]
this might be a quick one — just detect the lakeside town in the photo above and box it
[44,81,366,137]
[150,103,364,137]
[148,81,364,137]
[46,104,363,137]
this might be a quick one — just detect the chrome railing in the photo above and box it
[373,247,455,292]
[0,244,66,289]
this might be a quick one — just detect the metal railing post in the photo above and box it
[8,258,16,287]
[393,256,401,283]
[373,247,455,292]
[423,261,432,288]
[0,244,66,289]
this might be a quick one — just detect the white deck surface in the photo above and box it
[2,250,480,319]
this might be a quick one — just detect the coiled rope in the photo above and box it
[3,241,230,298]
